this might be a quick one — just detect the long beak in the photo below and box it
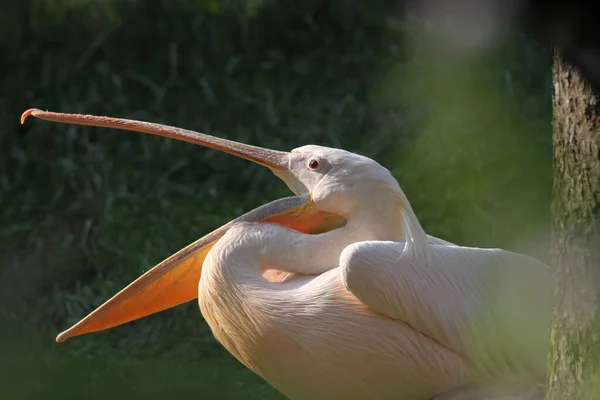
[21,109,346,342]
[21,108,289,171]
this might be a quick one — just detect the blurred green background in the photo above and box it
[1,1,551,399]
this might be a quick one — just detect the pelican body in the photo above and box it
[21,109,550,400]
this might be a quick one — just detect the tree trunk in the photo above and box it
[547,50,600,399]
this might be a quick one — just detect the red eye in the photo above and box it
[308,159,319,170]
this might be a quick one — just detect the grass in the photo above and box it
[1,1,552,398]
[1,316,283,400]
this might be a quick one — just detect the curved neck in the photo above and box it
[201,222,358,290]
[200,188,429,294]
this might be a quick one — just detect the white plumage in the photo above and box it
[199,145,550,399]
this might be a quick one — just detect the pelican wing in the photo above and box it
[340,241,550,385]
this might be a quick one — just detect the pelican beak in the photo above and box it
[21,109,346,342]
[21,108,290,171]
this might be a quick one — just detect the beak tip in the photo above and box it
[56,331,69,343]
[21,108,40,125]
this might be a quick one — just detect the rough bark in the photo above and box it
[547,50,600,399]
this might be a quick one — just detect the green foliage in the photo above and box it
[374,24,552,257]
[1,316,283,399]
[1,0,551,398]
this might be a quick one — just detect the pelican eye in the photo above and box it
[308,159,320,170]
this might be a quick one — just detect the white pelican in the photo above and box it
[22,109,550,400]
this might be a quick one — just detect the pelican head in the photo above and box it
[20,109,419,342]
[281,144,405,218]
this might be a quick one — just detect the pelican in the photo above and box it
[22,109,550,400]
